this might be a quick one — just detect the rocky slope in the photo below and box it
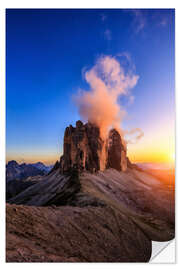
[6,175,44,200]
[7,203,151,262]
[6,121,175,262]
[7,167,174,262]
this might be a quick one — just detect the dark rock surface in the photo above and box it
[59,121,127,173]
[106,129,127,171]
[6,179,37,200]
[6,121,175,262]
[6,167,174,262]
[59,121,105,173]
[6,174,45,200]
[6,203,151,262]
[7,169,80,207]
[48,160,60,175]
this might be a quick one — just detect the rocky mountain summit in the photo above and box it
[6,161,53,200]
[30,162,53,173]
[6,121,175,262]
[59,120,127,174]
[6,160,46,182]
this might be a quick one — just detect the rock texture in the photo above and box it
[6,177,39,201]
[106,129,127,171]
[59,121,127,173]
[8,169,81,207]
[6,121,175,262]
[59,121,105,173]
[6,203,151,262]
[6,166,174,262]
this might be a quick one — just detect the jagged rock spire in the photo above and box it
[59,121,128,173]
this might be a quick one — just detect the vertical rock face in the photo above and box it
[59,120,127,173]
[60,121,106,173]
[106,129,127,172]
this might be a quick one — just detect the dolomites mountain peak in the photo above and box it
[59,120,128,173]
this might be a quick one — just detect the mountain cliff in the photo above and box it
[6,121,175,262]
[59,120,127,174]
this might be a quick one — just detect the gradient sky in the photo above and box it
[6,9,175,165]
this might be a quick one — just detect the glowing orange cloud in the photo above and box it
[75,55,139,139]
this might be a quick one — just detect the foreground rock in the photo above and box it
[6,203,151,262]
[6,121,174,262]
[6,167,174,262]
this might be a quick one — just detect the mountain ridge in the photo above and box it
[6,160,53,182]
[6,121,175,262]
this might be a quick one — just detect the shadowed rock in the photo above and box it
[6,203,152,262]
[6,166,174,262]
[59,121,128,173]
[8,169,81,207]
[107,129,127,171]
[6,121,175,262]
[59,121,105,173]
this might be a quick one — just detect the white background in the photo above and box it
[151,240,175,263]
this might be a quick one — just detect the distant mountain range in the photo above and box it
[29,162,53,173]
[6,160,53,182]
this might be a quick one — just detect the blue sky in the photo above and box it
[6,9,175,164]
